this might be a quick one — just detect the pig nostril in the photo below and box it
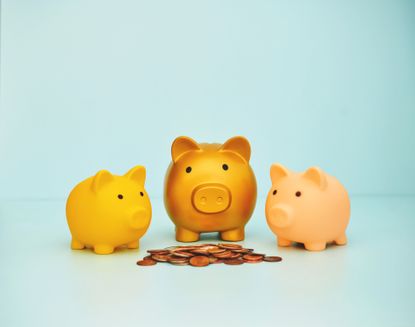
[273,190,277,195]
[192,185,231,213]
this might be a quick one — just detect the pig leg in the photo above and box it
[176,227,200,242]
[220,227,244,241]
[94,244,115,255]
[334,234,347,246]
[277,237,291,247]
[127,240,139,249]
[71,238,85,250]
[304,242,327,251]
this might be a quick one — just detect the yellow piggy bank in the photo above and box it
[164,136,257,242]
[66,166,152,254]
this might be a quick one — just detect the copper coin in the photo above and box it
[228,252,242,259]
[168,261,189,266]
[167,255,188,262]
[142,244,282,267]
[169,258,189,265]
[164,246,181,250]
[224,259,244,265]
[177,247,199,252]
[243,259,263,263]
[137,259,157,266]
[189,256,210,267]
[190,249,210,255]
[231,248,252,253]
[152,254,170,262]
[263,256,282,262]
[170,250,194,258]
[218,243,242,250]
[242,254,264,261]
[208,247,226,254]
[212,250,233,258]
[147,249,169,255]
[213,259,225,264]
[209,256,219,263]
[199,245,220,251]
[197,243,216,248]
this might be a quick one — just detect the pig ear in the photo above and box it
[125,165,146,186]
[171,136,200,163]
[270,163,289,183]
[303,167,327,189]
[220,136,251,162]
[91,170,113,193]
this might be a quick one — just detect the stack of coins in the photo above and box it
[136,243,282,267]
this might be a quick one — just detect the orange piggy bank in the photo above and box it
[164,136,257,242]
[265,163,350,251]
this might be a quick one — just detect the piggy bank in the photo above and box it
[265,163,350,251]
[66,166,152,254]
[164,136,257,242]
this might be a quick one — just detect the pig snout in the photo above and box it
[268,205,293,228]
[128,208,151,230]
[192,183,231,214]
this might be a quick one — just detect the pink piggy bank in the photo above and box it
[265,163,350,251]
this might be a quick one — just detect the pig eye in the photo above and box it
[117,194,124,200]
[140,192,144,197]
[186,166,192,173]
[272,190,277,195]
[295,191,302,197]
[222,164,229,171]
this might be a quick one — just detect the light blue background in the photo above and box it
[1,3,415,327]
[1,0,415,199]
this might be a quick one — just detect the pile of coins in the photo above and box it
[136,243,282,267]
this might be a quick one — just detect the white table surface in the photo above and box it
[0,196,414,327]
